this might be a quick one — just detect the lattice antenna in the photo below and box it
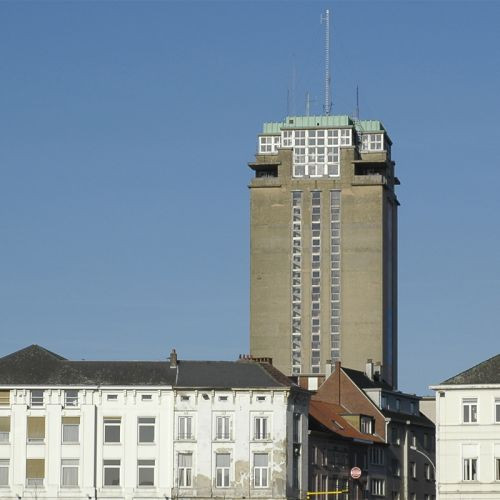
[321,9,332,115]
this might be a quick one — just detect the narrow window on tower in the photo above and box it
[291,191,303,374]
[330,190,341,364]
[311,191,321,374]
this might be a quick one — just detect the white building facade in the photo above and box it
[432,354,500,499]
[0,345,310,500]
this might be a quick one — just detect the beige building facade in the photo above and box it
[248,115,399,387]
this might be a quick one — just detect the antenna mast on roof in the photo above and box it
[321,9,332,115]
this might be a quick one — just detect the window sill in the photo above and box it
[27,441,45,445]
[103,442,121,445]
[62,442,80,445]
[137,442,156,446]
[60,485,80,489]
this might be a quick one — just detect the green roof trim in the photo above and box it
[261,115,387,135]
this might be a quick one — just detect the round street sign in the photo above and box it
[350,467,362,479]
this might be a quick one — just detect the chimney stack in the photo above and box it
[365,359,374,381]
[373,362,382,380]
[169,349,178,369]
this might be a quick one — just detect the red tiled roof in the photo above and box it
[309,398,384,443]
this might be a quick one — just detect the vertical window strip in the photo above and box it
[330,190,341,364]
[291,191,303,374]
[311,191,321,374]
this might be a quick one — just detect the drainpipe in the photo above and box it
[94,400,98,500]
[404,420,411,500]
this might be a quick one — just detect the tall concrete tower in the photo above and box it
[248,115,399,388]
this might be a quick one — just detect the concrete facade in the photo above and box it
[431,355,500,499]
[248,116,399,387]
[0,345,310,500]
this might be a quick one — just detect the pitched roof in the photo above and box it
[380,409,435,428]
[0,345,297,390]
[440,354,500,385]
[309,399,383,443]
[342,367,393,391]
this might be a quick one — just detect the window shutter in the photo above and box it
[26,459,45,478]
[0,417,10,432]
[27,416,45,439]
[62,416,80,425]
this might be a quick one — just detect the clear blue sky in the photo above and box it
[1,1,499,395]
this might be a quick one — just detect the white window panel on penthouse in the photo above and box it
[259,135,280,154]
[362,133,384,151]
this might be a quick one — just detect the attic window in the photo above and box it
[218,396,228,401]
[180,395,190,402]
[360,416,373,434]
[256,396,266,402]
[106,394,118,401]
[141,394,152,401]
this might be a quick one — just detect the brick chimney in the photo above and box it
[169,349,178,369]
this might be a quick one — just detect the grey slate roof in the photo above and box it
[0,345,295,390]
[343,367,393,391]
[441,354,500,385]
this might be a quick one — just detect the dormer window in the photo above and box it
[360,416,373,434]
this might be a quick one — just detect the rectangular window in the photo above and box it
[369,447,384,466]
[0,390,10,406]
[254,416,269,440]
[0,460,8,487]
[138,417,155,443]
[138,460,155,487]
[463,398,478,423]
[103,460,120,486]
[26,459,44,487]
[141,394,152,401]
[495,399,500,423]
[391,426,400,445]
[178,416,193,440]
[216,416,231,440]
[64,390,78,407]
[293,413,301,443]
[62,417,80,444]
[27,416,45,443]
[253,453,269,488]
[410,462,416,479]
[360,417,373,434]
[61,459,79,487]
[103,418,121,443]
[495,458,500,481]
[30,390,44,407]
[215,453,230,488]
[463,458,477,481]
[106,394,118,401]
[425,463,431,480]
[370,478,385,496]
[0,417,10,443]
[392,459,400,477]
[178,453,193,487]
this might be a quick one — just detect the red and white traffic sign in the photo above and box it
[350,466,362,479]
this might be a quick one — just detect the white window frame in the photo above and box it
[463,398,478,423]
[0,459,9,487]
[177,453,193,488]
[138,417,155,444]
[62,422,79,444]
[370,478,385,496]
[253,453,269,488]
[463,457,478,481]
[178,415,193,440]
[495,457,500,481]
[137,459,155,487]
[30,389,44,407]
[64,390,78,407]
[215,415,231,441]
[103,460,120,487]
[254,416,269,440]
[61,459,79,488]
[103,418,121,444]
[495,399,500,423]
[215,453,230,488]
